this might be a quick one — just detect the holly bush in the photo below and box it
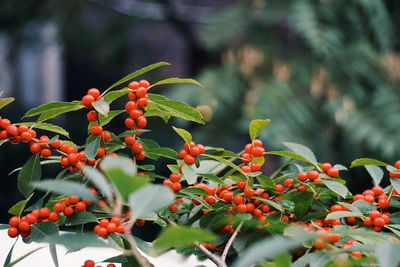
[1,63,400,267]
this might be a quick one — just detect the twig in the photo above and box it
[125,231,153,267]
[164,217,227,267]
[221,221,243,263]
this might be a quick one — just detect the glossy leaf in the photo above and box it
[350,158,388,168]
[64,211,98,226]
[181,163,197,184]
[129,184,174,219]
[117,129,151,138]
[23,101,82,118]
[249,119,270,140]
[31,222,59,242]
[84,167,113,200]
[18,155,41,198]
[267,151,315,167]
[390,178,400,194]
[375,241,400,267]
[145,147,180,160]
[15,122,70,138]
[326,211,362,220]
[103,88,130,103]
[8,199,29,216]
[172,126,192,144]
[154,225,216,249]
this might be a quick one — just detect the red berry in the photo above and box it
[19,221,31,232]
[129,109,143,120]
[0,118,11,129]
[101,131,112,142]
[250,162,261,172]
[378,199,390,210]
[87,110,98,122]
[128,81,140,90]
[297,172,307,182]
[253,139,263,147]
[84,260,95,267]
[8,227,19,238]
[244,188,255,197]
[196,144,205,154]
[373,217,385,227]
[9,216,19,227]
[48,212,60,222]
[169,203,178,212]
[251,147,265,157]
[137,97,149,108]
[54,202,65,212]
[307,170,319,181]
[90,125,103,136]
[321,163,332,173]
[184,155,195,165]
[327,167,339,177]
[372,186,384,196]
[275,184,285,192]
[136,87,147,98]
[26,214,37,224]
[237,204,248,213]
[69,195,80,204]
[39,207,51,218]
[233,195,244,205]
[125,101,137,112]
[139,80,150,88]
[20,132,33,142]
[169,173,180,183]
[330,204,343,212]
[40,148,52,157]
[125,118,135,128]
[283,178,293,188]
[204,196,216,205]
[76,201,86,211]
[87,88,100,99]
[171,182,182,192]
[136,117,147,129]
[237,180,247,190]
[131,142,143,154]
[97,227,107,237]
[395,160,400,170]
[6,125,18,136]
[241,153,252,163]
[82,95,95,108]
[63,206,74,217]
[106,222,117,233]
[241,165,251,173]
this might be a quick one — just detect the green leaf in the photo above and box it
[129,184,174,219]
[282,142,318,167]
[85,137,100,161]
[4,247,45,267]
[145,147,180,160]
[292,251,331,267]
[14,122,70,138]
[387,165,400,174]
[96,110,125,126]
[30,222,59,242]
[252,197,283,212]
[138,165,155,171]
[148,96,204,124]
[23,101,82,118]
[151,78,203,88]
[92,100,110,117]
[322,179,349,198]
[350,158,388,168]
[172,126,192,144]
[101,155,137,175]
[365,165,384,186]
[180,187,209,196]
[249,119,271,140]
[352,200,377,214]
[8,199,29,216]
[33,180,97,202]
[103,88,130,103]
[267,151,315,167]
[257,175,275,189]
[182,164,197,184]
[0,97,15,109]
[17,155,41,198]
[49,243,59,267]
[326,211,362,220]
[375,241,400,267]
[4,239,18,267]
[84,167,113,200]
[153,225,216,249]
[64,211,98,226]
[117,129,151,138]
[47,232,109,251]
[291,191,314,220]
[106,62,171,91]
[202,154,247,176]
[232,230,314,267]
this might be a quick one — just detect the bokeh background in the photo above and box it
[0,0,399,233]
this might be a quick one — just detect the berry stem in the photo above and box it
[221,221,243,263]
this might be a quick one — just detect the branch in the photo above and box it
[125,231,154,267]
[221,221,243,263]
[164,217,227,267]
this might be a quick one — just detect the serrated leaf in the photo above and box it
[92,100,110,116]
[31,222,59,242]
[85,137,100,161]
[0,97,15,109]
[182,164,198,184]
[365,165,384,186]
[151,77,203,88]
[129,184,174,219]
[14,122,70,138]
[323,179,349,198]
[282,142,318,167]
[17,155,41,198]
[249,119,270,140]
[64,211,98,226]
[172,126,192,144]
[33,180,97,202]
[153,225,216,249]
[350,158,388,168]
[326,211,361,220]
[106,62,171,91]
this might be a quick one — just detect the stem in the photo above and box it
[164,217,227,267]
[125,231,153,267]
[221,221,243,263]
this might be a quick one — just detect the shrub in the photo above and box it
[1,63,400,267]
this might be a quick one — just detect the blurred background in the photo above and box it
[0,0,399,229]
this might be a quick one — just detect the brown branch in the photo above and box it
[221,221,243,263]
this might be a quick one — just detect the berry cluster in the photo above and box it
[0,118,36,144]
[81,259,115,267]
[7,192,94,239]
[93,216,126,237]
[353,185,390,208]
[162,173,183,192]
[81,88,102,108]
[122,80,151,161]
[363,209,391,231]
[178,141,205,165]
[321,162,339,177]
[240,139,265,173]
[389,160,400,178]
